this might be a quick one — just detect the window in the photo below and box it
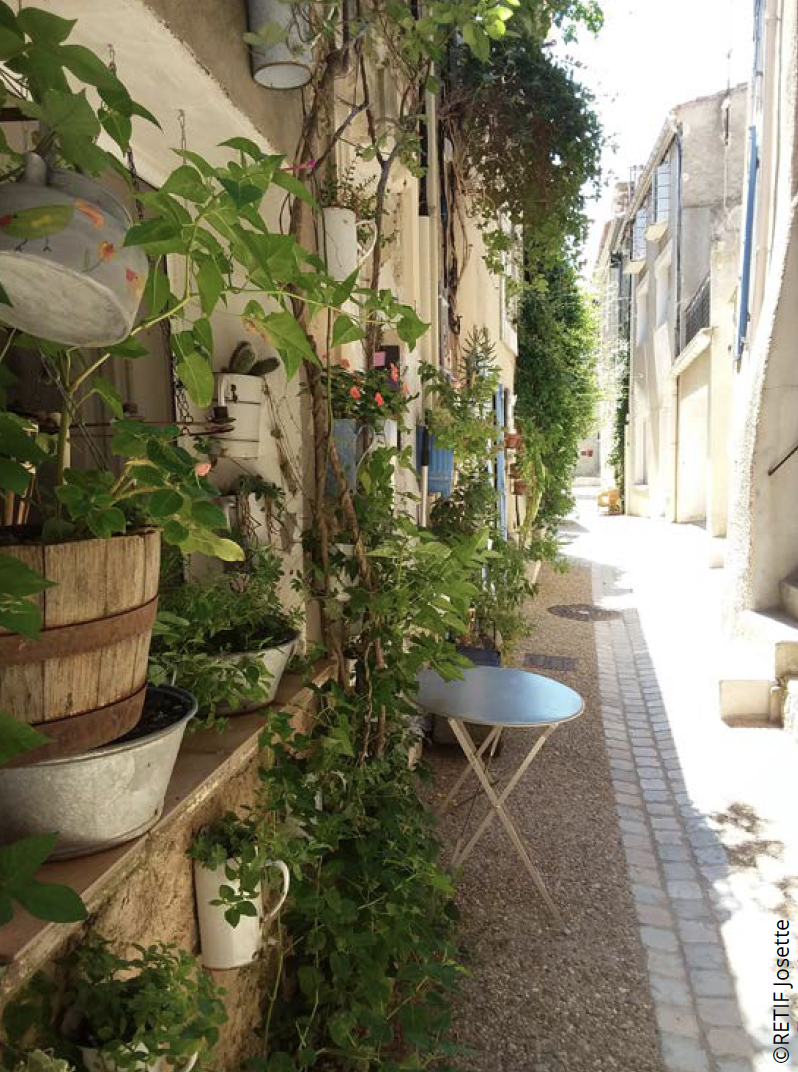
[636,281,649,345]
[653,159,671,225]
[631,208,648,261]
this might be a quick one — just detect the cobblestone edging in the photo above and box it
[592,562,755,1072]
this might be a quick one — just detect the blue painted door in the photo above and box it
[495,387,507,537]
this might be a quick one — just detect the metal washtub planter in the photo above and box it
[0,686,196,860]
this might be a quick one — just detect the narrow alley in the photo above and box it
[432,488,798,1072]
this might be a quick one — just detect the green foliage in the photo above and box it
[4,937,227,1071]
[149,545,299,727]
[257,709,463,1072]
[189,810,278,928]
[608,343,630,503]
[450,21,602,267]
[515,253,599,532]
[325,364,413,423]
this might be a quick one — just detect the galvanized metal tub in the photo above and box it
[0,685,196,859]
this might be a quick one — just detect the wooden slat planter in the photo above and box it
[0,530,160,760]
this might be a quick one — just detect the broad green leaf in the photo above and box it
[0,711,50,766]
[272,170,318,208]
[86,507,126,539]
[13,878,87,922]
[219,136,263,160]
[161,163,208,204]
[58,43,124,91]
[0,554,52,598]
[0,457,30,495]
[148,488,182,519]
[163,519,189,545]
[177,351,214,406]
[191,500,226,530]
[0,832,58,882]
[396,307,428,348]
[144,264,171,316]
[123,217,185,255]
[0,599,40,638]
[196,257,225,317]
[107,337,149,359]
[92,376,123,419]
[331,315,365,348]
[17,8,75,43]
[262,310,315,378]
[0,25,23,61]
[219,177,262,208]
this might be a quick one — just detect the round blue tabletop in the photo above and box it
[417,666,584,728]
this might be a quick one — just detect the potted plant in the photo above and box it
[245,0,314,90]
[504,431,523,451]
[148,546,300,728]
[212,341,280,460]
[0,685,197,858]
[318,164,378,284]
[4,935,227,1072]
[189,811,290,970]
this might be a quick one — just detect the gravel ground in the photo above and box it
[427,558,665,1072]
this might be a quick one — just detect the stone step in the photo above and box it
[780,573,798,621]
[738,607,798,678]
[718,632,777,726]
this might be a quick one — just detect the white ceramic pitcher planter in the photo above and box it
[194,858,290,970]
[0,153,147,346]
[322,206,377,283]
[80,1048,198,1072]
[246,0,314,89]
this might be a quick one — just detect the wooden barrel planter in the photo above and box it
[0,529,160,763]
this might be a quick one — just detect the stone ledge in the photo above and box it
[0,665,333,993]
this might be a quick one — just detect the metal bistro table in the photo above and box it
[418,665,584,922]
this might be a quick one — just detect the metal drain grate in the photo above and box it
[547,603,621,622]
[524,653,579,671]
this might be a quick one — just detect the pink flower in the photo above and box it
[194,462,212,477]
[390,365,399,383]
[339,356,351,370]
[349,386,361,400]
[375,392,384,407]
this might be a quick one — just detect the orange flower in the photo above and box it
[98,241,115,261]
[194,462,212,477]
[339,356,351,370]
[349,386,361,400]
[375,392,384,407]
[390,364,399,383]
[75,199,105,230]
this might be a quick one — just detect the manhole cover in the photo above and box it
[524,653,579,671]
[547,603,621,622]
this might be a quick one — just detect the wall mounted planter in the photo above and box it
[213,372,266,459]
[322,206,377,283]
[194,857,290,970]
[246,0,313,90]
[0,685,196,858]
[0,529,160,761]
[327,418,361,496]
[0,153,147,346]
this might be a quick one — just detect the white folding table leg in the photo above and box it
[438,724,503,815]
[448,718,561,922]
[455,722,558,866]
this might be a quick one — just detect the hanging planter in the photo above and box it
[0,153,148,346]
[0,685,195,858]
[505,432,523,451]
[326,417,363,496]
[245,0,314,90]
[0,529,160,761]
[513,480,529,495]
[322,206,377,283]
[194,856,290,970]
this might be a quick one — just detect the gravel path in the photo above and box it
[428,555,665,1072]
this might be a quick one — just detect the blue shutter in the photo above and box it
[736,125,758,358]
[495,387,507,538]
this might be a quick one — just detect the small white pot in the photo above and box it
[246,0,314,89]
[214,372,266,459]
[80,1046,197,1072]
[194,857,290,971]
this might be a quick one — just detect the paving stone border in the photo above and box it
[592,562,756,1072]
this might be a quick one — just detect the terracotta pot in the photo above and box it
[513,481,529,495]
[505,432,522,450]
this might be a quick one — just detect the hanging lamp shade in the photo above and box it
[0,154,148,347]
[246,0,313,90]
